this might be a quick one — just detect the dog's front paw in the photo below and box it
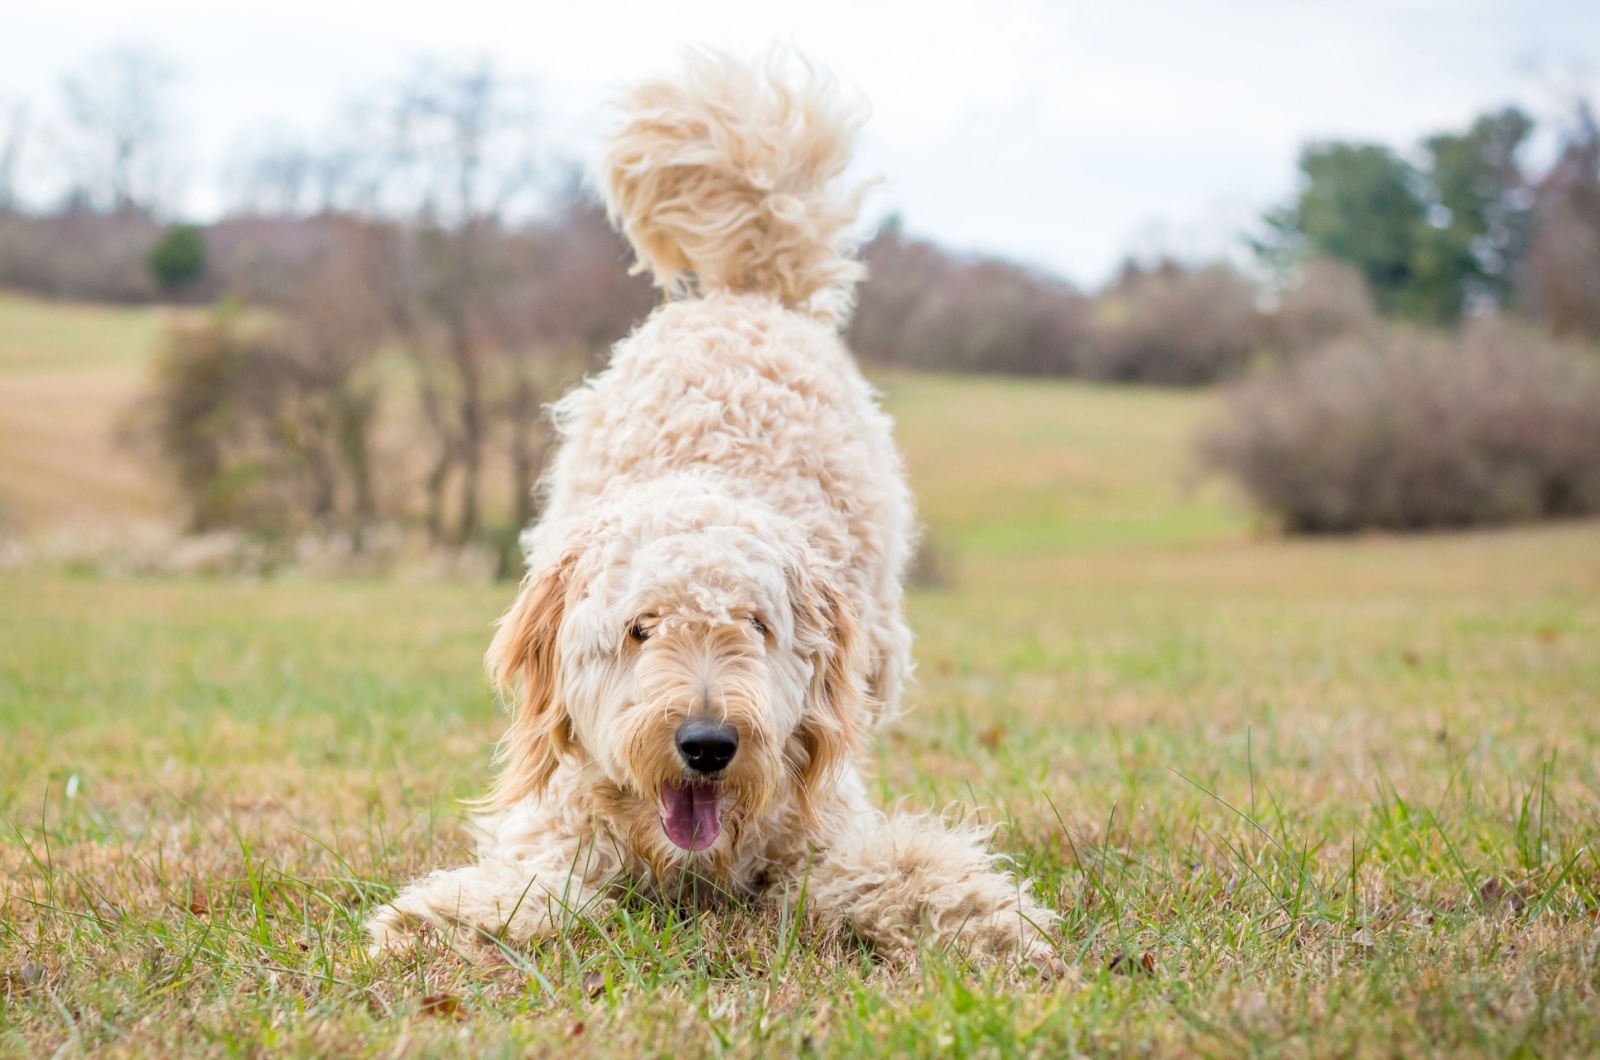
[366,898,472,960]
[366,902,428,960]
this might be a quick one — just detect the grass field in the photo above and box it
[3,296,1600,1056]
[0,295,173,534]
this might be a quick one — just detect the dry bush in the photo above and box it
[132,204,651,561]
[1087,261,1265,385]
[1199,319,1600,532]
[1270,258,1379,357]
[850,220,1093,375]
[842,231,1272,385]
[897,259,1092,376]
[204,215,355,302]
[138,261,386,537]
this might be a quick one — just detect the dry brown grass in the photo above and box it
[0,295,173,533]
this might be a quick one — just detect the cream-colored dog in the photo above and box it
[369,51,1059,970]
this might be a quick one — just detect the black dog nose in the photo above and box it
[676,719,739,774]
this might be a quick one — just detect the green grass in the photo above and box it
[883,372,1250,555]
[3,298,1600,1055]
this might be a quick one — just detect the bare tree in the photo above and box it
[479,187,654,565]
[227,103,390,219]
[229,133,313,216]
[128,59,655,559]
[139,223,388,537]
[59,47,177,215]
[1525,100,1600,339]
[378,58,540,546]
[0,99,28,213]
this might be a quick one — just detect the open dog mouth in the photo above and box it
[660,779,723,851]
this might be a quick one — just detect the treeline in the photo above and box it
[1201,104,1600,533]
[5,103,1596,378]
[3,49,1599,541]
[87,57,660,567]
[851,221,1277,384]
[2,198,1330,385]
[126,198,655,570]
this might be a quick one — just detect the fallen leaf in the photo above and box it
[184,879,210,917]
[566,1021,586,1038]
[1108,950,1155,976]
[582,971,607,999]
[419,993,462,1019]
[1479,877,1527,916]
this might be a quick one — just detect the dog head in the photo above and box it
[486,477,865,869]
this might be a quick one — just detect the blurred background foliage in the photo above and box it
[0,51,1598,570]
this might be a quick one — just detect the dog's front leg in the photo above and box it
[367,826,620,958]
[802,811,1062,972]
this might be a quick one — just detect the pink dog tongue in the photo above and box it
[661,780,722,851]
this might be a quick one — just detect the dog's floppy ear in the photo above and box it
[485,551,578,808]
[788,564,867,820]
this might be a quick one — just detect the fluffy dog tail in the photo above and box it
[600,49,870,324]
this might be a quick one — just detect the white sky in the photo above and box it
[3,0,1598,286]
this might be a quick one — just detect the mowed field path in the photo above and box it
[0,295,173,532]
[2,295,1599,1056]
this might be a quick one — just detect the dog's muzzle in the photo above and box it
[660,719,738,852]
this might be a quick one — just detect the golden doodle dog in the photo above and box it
[369,50,1060,971]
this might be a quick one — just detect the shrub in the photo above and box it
[1269,258,1378,357]
[148,223,207,289]
[137,278,384,536]
[1198,320,1600,532]
[850,220,1094,375]
[1086,261,1265,384]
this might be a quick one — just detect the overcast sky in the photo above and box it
[4,0,1598,286]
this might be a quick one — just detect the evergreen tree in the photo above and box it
[1260,110,1533,325]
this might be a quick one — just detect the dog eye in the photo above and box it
[629,620,651,642]
[749,616,768,637]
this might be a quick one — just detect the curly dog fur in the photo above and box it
[368,49,1059,970]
